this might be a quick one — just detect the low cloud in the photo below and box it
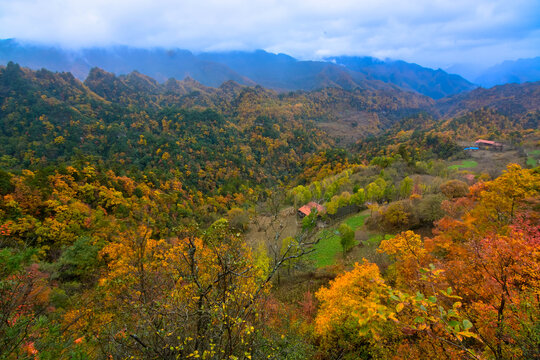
[0,0,538,68]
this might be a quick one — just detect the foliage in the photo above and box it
[54,236,101,282]
[338,223,355,255]
[315,261,392,358]
[366,194,445,232]
[0,64,336,217]
[0,248,50,360]
[398,176,413,199]
[226,207,250,232]
[65,220,270,359]
[0,62,539,358]
[440,179,469,198]
[315,165,540,359]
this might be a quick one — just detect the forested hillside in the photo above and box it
[0,62,436,176]
[0,63,331,198]
[435,81,540,120]
[0,63,539,359]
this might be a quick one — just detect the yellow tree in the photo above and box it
[68,219,270,359]
[315,261,394,358]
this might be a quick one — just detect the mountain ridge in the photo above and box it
[435,81,540,121]
[327,56,476,99]
[4,62,538,150]
[1,39,474,99]
[474,57,540,88]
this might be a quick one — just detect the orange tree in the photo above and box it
[0,248,51,360]
[314,165,539,359]
[424,164,540,359]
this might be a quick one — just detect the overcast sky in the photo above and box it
[0,0,538,69]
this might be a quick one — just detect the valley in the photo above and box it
[1,0,539,355]
[0,61,538,359]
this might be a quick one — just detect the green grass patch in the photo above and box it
[308,213,369,268]
[529,149,540,156]
[366,234,394,246]
[307,212,394,268]
[308,229,340,268]
[527,157,537,167]
[344,214,369,230]
[448,160,478,170]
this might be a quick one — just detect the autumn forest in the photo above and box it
[0,61,539,360]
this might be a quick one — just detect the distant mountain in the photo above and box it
[0,63,438,181]
[0,41,397,94]
[354,81,540,160]
[445,63,487,83]
[474,57,540,88]
[0,62,337,194]
[198,50,397,93]
[79,66,435,139]
[435,81,540,129]
[328,56,476,99]
[0,39,255,87]
[1,62,537,159]
[1,39,476,99]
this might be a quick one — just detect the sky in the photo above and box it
[0,0,539,69]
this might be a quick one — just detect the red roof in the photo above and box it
[298,202,326,216]
[475,139,501,146]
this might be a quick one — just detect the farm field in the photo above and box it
[448,160,478,170]
[309,213,369,268]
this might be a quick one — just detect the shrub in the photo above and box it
[440,179,469,198]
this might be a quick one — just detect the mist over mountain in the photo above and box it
[474,57,540,88]
[445,57,540,88]
[435,81,540,124]
[327,56,476,99]
[445,63,487,84]
[3,39,536,101]
[0,39,255,87]
[0,39,476,99]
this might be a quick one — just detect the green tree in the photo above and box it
[338,223,355,255]
[398,177,413,199]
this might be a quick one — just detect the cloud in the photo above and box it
[0,0,538,67]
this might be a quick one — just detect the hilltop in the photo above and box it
[1,39,475,99]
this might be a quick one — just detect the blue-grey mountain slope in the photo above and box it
[1,39,476,99]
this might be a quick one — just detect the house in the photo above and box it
[463,174,476,183]
[474,139,503,151]
[297,202,326,218]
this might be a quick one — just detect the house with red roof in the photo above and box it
[474,139,503,151]
[297,202,326,218]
